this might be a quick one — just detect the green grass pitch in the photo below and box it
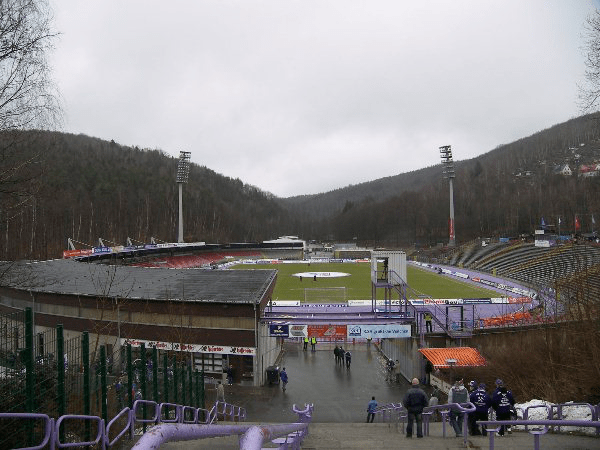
[230,262,499,302]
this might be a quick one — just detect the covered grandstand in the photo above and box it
[0,241,309,386]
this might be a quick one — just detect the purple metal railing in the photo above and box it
[477,419,600,450]
[0,401,313,450]
[374,401,477,447]
[373,400,600,449]
[131,403,313,450]
[0,413,54,450]
[0,399,247,450]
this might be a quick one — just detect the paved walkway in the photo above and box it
[163,341,599,449]
[223,341,409,423]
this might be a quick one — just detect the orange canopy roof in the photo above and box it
[419,347,486,368]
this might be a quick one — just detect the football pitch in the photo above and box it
[231,262,499,302]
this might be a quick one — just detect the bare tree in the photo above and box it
[579,9,600,112]
[0,0,61,131]
[0,0,62,259]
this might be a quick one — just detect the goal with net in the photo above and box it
[303,287,347,303]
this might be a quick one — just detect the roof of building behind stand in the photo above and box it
[419,347,486,368]
[0,259,277,304]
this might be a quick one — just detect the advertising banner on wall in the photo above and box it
[269,324,289,337]
[347,324,411,338]
[306,325,347,339]
[121,338,255,356]
[288,324,307,338]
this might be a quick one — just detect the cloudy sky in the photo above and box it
[49,1,597,197]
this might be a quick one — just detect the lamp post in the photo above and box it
[176,151,191,243]
[439,145,456,247]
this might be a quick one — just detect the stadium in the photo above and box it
[2,233,597,388]
[1,233,600,449]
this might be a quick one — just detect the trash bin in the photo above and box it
[266,365,280,384]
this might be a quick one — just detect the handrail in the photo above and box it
[55,415,104,448]
[1,399,247,450]
[372,401,476,447]
[239,423,309,450]
[158,402,181,423]
[106,407,133,448]
[132,399,159,424]
[550,402,597,433]
[478,419,600,450]
[132,423,254,449]
[0,413,53,450]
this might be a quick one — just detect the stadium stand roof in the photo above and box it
[419,347,486,368]
[0,259,277,304]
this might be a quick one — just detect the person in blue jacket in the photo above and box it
[366,396,378,423]
[470,383,492,436]
[492,380,515,436]
[279,367,288,391]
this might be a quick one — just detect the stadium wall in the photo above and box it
[0,282,276,386]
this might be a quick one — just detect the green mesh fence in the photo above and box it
[0,307,206,448]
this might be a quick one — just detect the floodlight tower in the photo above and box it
[439,145,456,247]
[176,151,191,243]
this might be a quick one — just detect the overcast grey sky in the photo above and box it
[49,1,597,198]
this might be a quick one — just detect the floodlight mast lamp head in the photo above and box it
[439,145,455,179]
[176,151,191,183]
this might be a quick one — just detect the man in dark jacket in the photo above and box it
[470,383,492,436]
[492,380,515,436]
[402,378,429,438]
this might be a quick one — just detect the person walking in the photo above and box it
[448,377,469,437]
[279,367,288,391]
[226,365,234,385]
[216,380,225,403]
[402,378,429,438]
[303,336,308,351]
[470,383,492,436]
[366,396,378,423]
[338,346,344,364]
[310,336,317,351]
[334,345,340,363]
[424,359,433,385]
[345,350,352,368]
[492,379,515,436]
[386,359,395,381]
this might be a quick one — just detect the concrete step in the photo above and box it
[141,421,600,449]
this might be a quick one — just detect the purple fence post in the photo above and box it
[105,407,132,449]
[292,403,313,423]
[0,413,53,450]
[55,415,104,449]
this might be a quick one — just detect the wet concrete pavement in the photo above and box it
[164,341,600,449]
[221,341,415,424]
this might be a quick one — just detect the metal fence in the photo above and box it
[0,307,207,449]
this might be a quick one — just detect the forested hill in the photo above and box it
[2,112,600,261]
[279,113,600,220]
[279,113,600,246]
[0,131,295,260]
